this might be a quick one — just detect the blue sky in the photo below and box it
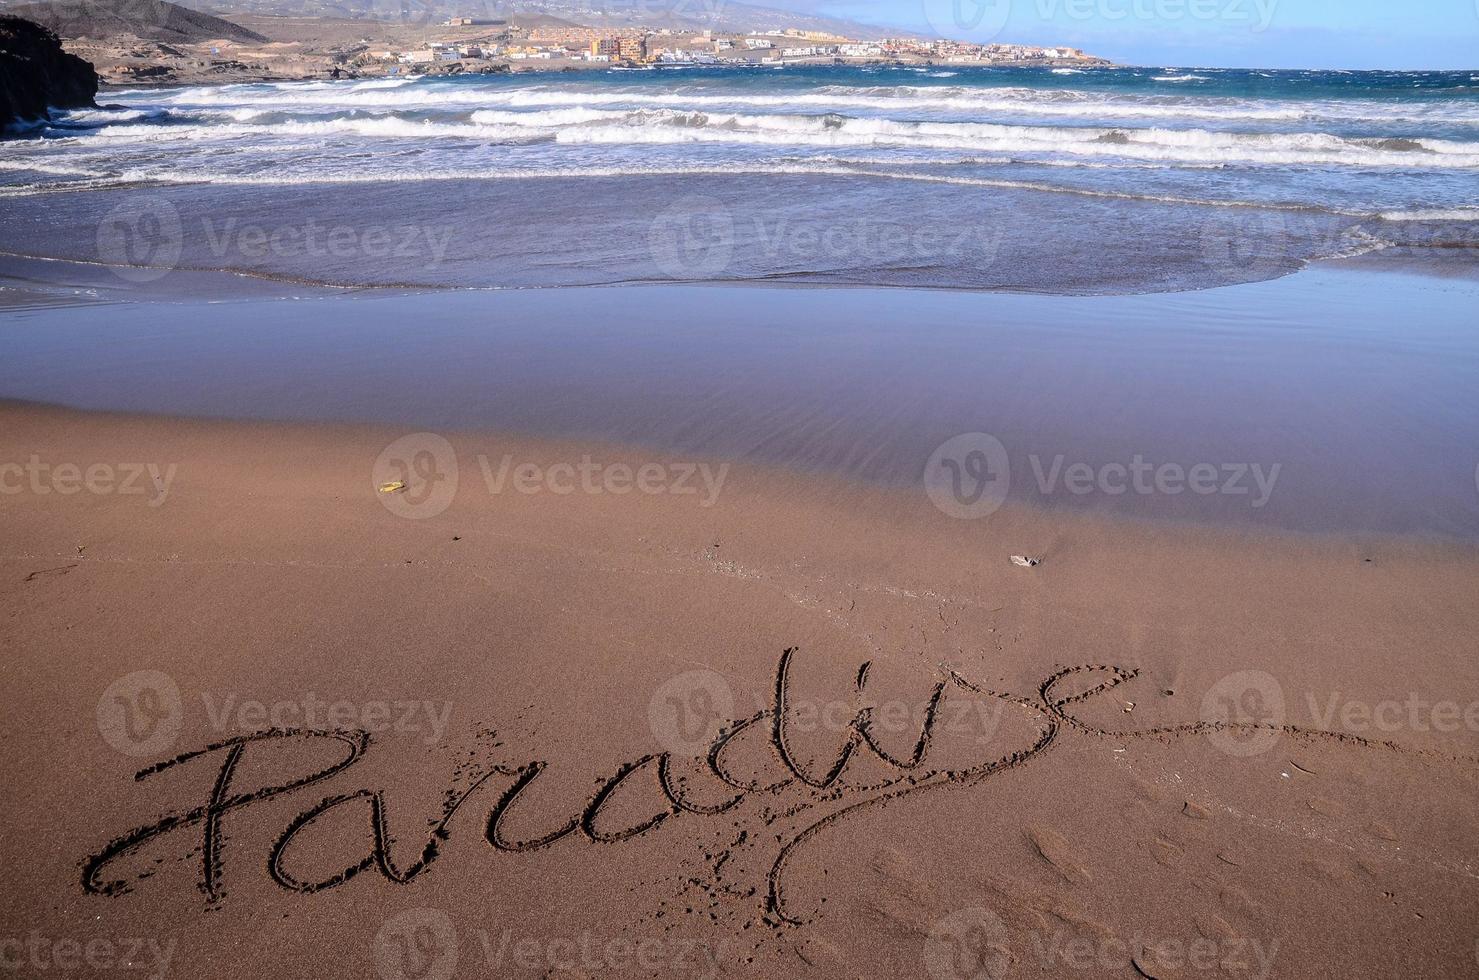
[781,0,1479,69]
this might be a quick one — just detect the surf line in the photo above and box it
[79,650,1470,926]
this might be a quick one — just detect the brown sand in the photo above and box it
[3,400,1478,978]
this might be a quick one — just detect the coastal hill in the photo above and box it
[162,0,899,41]
[9,0,267,42]
[0,15,97,127]
[0,0,1104,89]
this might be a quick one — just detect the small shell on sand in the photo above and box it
[1010,555,1041,567]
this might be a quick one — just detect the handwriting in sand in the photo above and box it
[82,649,1448,925]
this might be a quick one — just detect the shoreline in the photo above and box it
[3,392,1477,554]
[4,255,1479,542]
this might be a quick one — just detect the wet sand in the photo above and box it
[2,400,1479,978]
[3,254,1478,537]
[4,248,1479,977]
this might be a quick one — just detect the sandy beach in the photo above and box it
[3,277,1479,976]
[3,53,1479,978]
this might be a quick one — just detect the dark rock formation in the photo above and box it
[9,0,267,44]
[0,15,98,129]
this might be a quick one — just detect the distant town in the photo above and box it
[14,0,1110,87]
[360,21,1109,72]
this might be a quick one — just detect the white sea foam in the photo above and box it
[8,73,1476,223]
[36,103,1479,170]
[1377,207,1479,221]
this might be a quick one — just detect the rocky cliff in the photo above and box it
[0,15,99,129]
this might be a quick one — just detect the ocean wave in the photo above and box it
[81,116,544,142]
[529,110,1479,168]
[111,79,1479,129]
[0,158,1429,225]
[1377,207,1479,222]
[38,104,1479,169]
[2,151,1473,235]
